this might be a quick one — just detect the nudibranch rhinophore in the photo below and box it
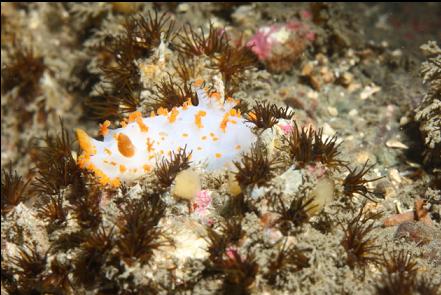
[76,85,257,187]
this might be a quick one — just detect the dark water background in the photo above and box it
[348,3,441,58]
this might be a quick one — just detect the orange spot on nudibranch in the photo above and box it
[229,109,241,118]
[143,164,152,172]
[182,98,193,110]
[157,107,168,116]
[182,133,189,138]
[147,138,155,153]
[117,133,135,157]
[136,117,149,132]
[76,129,96,155]
[220,109,240,132]
[168,107,179,123]
[220,112,231,132]
[210,92,221,100]
[128,111,142,123]
[215,153,222,158]
[99,120,111,136]
[193,79,204,88]
[195,110,207,128]
[109,178,121,187]
[104,148,112,155]
[235,144,241,150]
[119,165,127,173]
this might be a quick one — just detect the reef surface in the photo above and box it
[1,3,440,295]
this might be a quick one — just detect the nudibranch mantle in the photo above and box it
[76,87,257,187]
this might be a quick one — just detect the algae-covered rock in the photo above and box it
[415,41,441,173]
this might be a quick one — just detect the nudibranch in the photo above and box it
[76,85,257,187]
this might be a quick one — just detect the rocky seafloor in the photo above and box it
[1,3,440,295]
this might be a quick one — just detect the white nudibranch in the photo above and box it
[76,85,257,187]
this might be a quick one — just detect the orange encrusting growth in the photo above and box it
[117,133,136,157]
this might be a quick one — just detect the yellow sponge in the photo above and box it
[172,169,201,201]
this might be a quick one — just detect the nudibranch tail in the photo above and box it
[76,128,96,156]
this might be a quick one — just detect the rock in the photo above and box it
[278,167,303,196]
[338,72,353,87]
[388,169,402,184]
[394,221,440,245]
[385,139,409,149]
[301,62,314,76]
[394,221,441,265]
[327,106,338,117]
[360,84,381,100]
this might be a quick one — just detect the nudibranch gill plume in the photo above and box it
[76,85,257,187]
